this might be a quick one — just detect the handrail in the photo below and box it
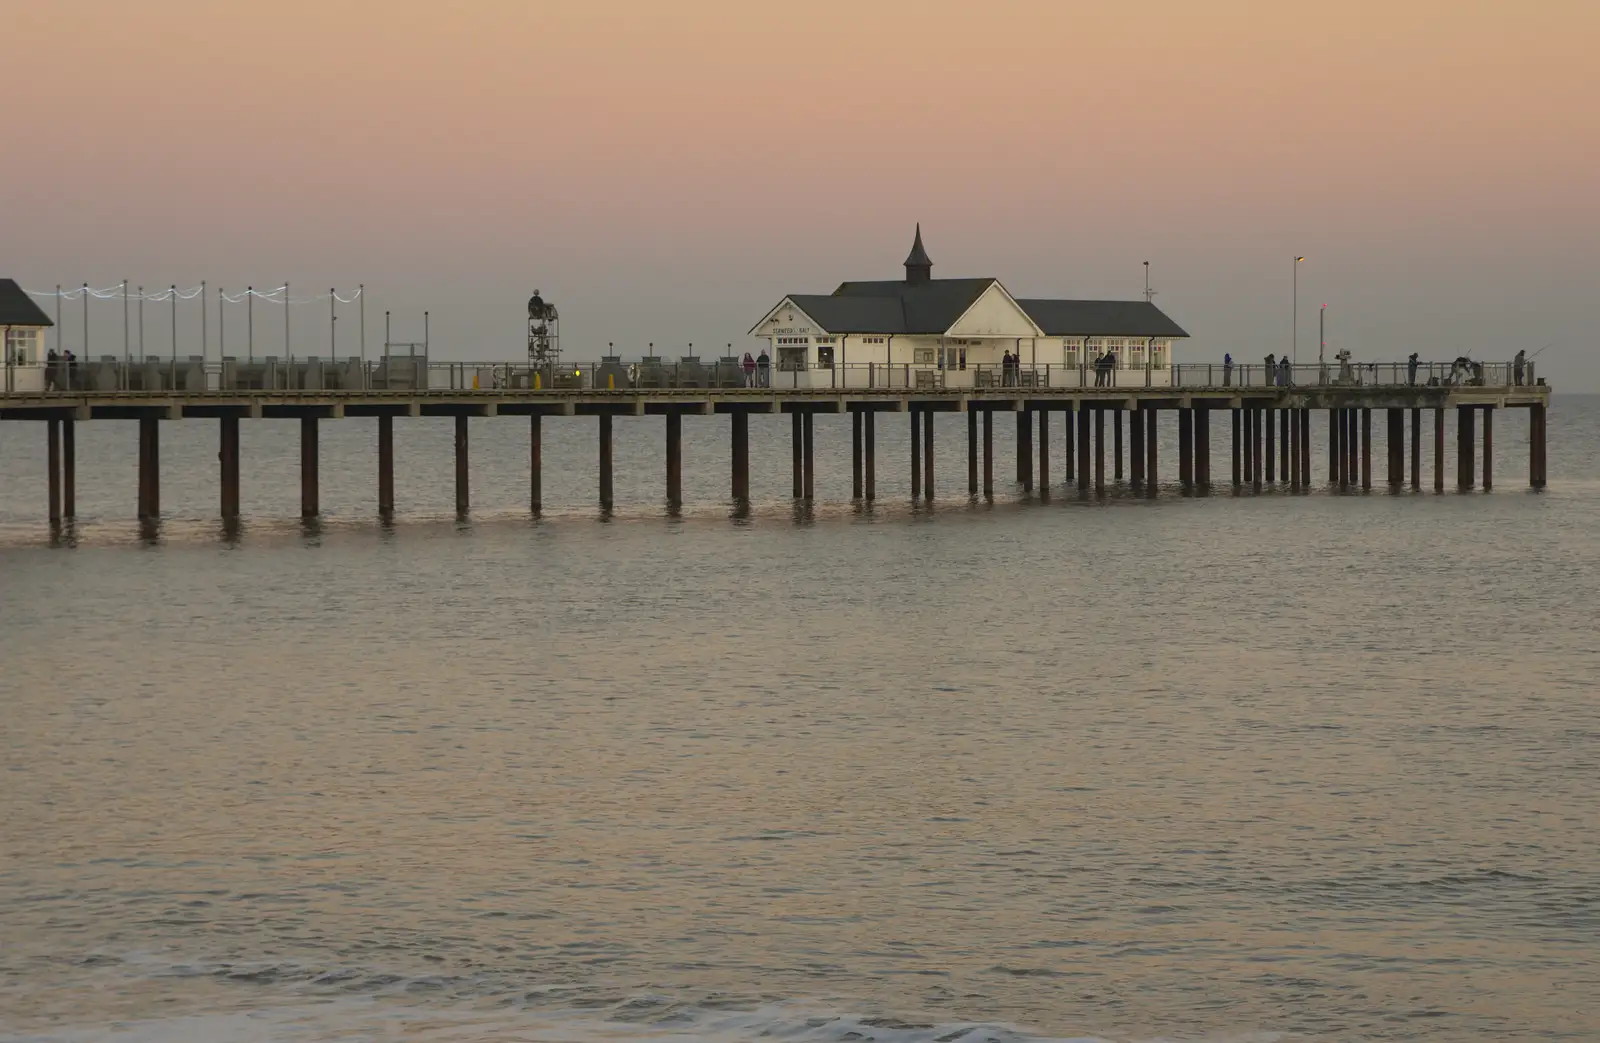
[0,356,1540,396]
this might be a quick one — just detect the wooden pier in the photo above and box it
[0,380,1550,527]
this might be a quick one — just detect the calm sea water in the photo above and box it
[2,398,1596,1043]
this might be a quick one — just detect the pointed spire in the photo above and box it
[903,223,932,285]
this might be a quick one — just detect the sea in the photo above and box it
[1,397,1596,1043]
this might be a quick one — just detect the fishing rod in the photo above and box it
[1526,340,1559,360]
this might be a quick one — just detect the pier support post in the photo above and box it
[1349,410,1360,488]
[853,409,864,500]
[1386,408,1402,487]
[1280,408,1289,485]
[1243,408,1253,484]
[1482,407,1493,491]
[1434,408,1445,493]
[47,419,61,525]
[1037,410,1049,495]
[300,416,319,518]
[1361,409,1372,491]
[1529,403,1546,488]
[221,415,240,520]
[667,412,683,509]
[910,409,922,499]
[803,411,815,501]
[1252,408,1263,491]
[1410,408,1421,490]
[1018,409,1033,492]
[981,409,993,499]
[530,415,543,514]
[1328,408,1338,487]
[1081,403,1094,492]
[456,414,471,515]
[865,410,877,500]
[1264,406,1275,483]
[596,415,615,511]
[138,416,160,520]
[1196,407,1210,491]
[378,415,394,516]
[792,412,804,498]
[1113,407,1123,482]
[1457,405,1475,491]
[1179,407,1193,492]
[1094,407,1105,494]
[1129,405,1144,489]
[1145,405,1158,492]
[1231,408,1241,490]
[921,409,933,501]
[967,409,977,495]
[62,419,76,520]
[731,410,749,502]
[1064,405,1076,484]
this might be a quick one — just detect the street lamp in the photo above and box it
[1292,256,1305,364]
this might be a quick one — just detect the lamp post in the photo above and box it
[1319,304,1327,365]
[1292,256,1305,365]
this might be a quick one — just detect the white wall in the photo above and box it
[945,283,1042,338]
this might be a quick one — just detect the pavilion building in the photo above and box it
[749,227,1188,388]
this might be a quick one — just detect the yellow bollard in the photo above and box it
[473,374,479,389]
[534,371,542,390]
[608,373,615,390]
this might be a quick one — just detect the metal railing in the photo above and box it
[0,355,1540,396]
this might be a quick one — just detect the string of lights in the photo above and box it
[28,284,362,305]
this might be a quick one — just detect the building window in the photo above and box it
[817,345,835,367]
[862,336,885,345]
[778,346,807,371]
[6,328,39,365]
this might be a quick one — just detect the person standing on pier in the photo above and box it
[1223,352,1233,386]
[757,350,770,387]
[45,347,59,391]
[742,352,756,387]
[1514,349,1526,386]
[1408,352,1420,385]
[1001,350,1013,386]
[1278,355,1292,387]
[1264,354,1275,387]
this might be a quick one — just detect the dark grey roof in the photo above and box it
[0,279,54,326]
[1016,299,1187,338]
[828,277,997,334]
[787,294,908,334]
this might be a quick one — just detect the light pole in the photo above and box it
[1292,256,1305,365]
[1143,261,1152,303]
[1319,304,1327,365]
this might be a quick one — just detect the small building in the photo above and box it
[749,227,1188,388]
[1,278,56,394]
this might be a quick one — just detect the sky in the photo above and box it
[9,0,1599,385]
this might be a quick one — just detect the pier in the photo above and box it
[0,360,1550,528]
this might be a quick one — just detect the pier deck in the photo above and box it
[1,376,1552,528]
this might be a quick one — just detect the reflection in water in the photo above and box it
[0,401,1596,1043]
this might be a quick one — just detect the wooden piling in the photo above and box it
[62,419,75,520]
[1231,408,1241,490]
[1299,409,1310,489]
[1064,405,1076,483]
[1195,407,1210,491]
[530,414,542,514]
[1410,407,1421,490]
[1037,409,1049,495]
[1019,409,1033,492]
[1113,407,1123,482]
[921,408,933,501]
[457,414,471,514]
[1530,403,1545,489]
[1178,406,1193,492]
[803,411,815,501]
[1482,407,1493,491]
[865,410,877,500]
[1361,408,1372,491]
[792,412,803,498]
[1252,408,1263,492]
[731,410,749,501]
[1457,405,1474,490]
[910,409,922,499]
[1130,404,1144,488]
[47,419,61,525]
[138,415,159,519]
[221,414,241,520]
[853,409,864,501]
[1145,405,1157,492]
[667,411,683,508]
[300,416,318,518]
[1077,407,1090,491]
[1328,408,1338,487]
[1434,407,1445,493]
[1264,406,1275,483]
[1094,407,1105,494]
[981,409,992,499]
[1279,408,1289,485]
[967,409,977,495]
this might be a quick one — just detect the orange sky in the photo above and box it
[10,0,1599,382]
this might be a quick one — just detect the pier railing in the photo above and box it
[1,356,1538,396]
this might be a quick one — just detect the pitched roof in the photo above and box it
[827,278,997,334]
[786,294,909,334]
[0,279,54,326]
[1016,299,1187,338]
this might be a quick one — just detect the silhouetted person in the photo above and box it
[1408,352,1420,385]
[1223,352,1233,387]
[1513,349,1526,386]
